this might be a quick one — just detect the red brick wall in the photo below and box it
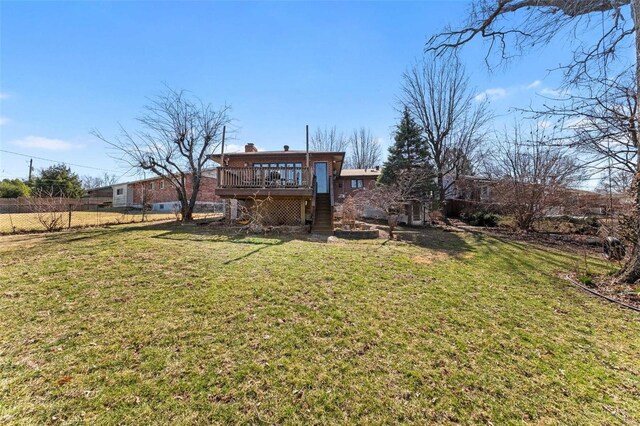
[334,175,378,201]
[130,174,219,204]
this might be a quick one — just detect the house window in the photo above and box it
[253,162,304,183]
[160,181,165,189]
[351,179,364,189]
[159,204,164,209]
[116,188,123,195]
[149,182,155,190]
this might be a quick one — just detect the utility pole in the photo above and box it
[28,159,33,181]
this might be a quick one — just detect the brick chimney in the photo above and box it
[244,143,258,153]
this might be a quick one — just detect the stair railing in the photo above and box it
[310,175,317,232]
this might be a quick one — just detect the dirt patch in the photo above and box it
[0,233,49,252]
[585,275,640,310]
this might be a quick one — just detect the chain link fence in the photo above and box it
[0,197,225,234]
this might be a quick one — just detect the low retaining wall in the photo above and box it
[334,229,380,239]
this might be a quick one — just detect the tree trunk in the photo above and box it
[437,173,448,220]
[617,0,640,284]
[617,175,640,283]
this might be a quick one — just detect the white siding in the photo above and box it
[112,184,130,208]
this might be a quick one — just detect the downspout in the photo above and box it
[220,125,226,187]
[306,124,310,171]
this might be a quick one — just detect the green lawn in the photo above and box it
[0,223,638,424]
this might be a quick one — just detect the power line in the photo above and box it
[0,149,120,173]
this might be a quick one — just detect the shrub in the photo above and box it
[461,211,498,227]
[0,179,31,198]
[342,196,358,226]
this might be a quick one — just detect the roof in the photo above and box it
[340,168,382,177]
[113,168,218,187]
[85,185,113,191]
[209,150,346,160]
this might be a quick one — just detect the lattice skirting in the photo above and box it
[244,197,305,225]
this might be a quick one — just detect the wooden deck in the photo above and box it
[215,187,313,198]
[218,167,311,188]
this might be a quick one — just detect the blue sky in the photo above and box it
[1,1,576,183]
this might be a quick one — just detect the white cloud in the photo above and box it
[223,143,243,153]
[540,87,570,97]
[0,92,10,100]
[0,116,9,126]
[526,80,542,89]
[11,136,81,151]
[215,143,263,153]
[475,88,508,102]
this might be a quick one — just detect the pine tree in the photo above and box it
[32,164,85,198]
[380,108,433,194]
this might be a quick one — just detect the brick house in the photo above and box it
[111,170,220,211]
[209,143,345,232]
[334,168,381,202]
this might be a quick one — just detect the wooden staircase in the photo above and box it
[312,193,333,234]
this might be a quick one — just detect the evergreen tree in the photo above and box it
[32,164,85,198]
[380,108,434,194]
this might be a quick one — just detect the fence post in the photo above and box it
[68,204,73,229]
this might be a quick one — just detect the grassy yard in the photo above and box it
[0,223,639,424]
[0,211,218,233]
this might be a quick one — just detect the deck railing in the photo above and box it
[218,167,312,189]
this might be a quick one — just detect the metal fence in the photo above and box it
[0,197,225,234]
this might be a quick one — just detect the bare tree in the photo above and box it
[311,126,349,152]
[354,168,432,238]
[341,195,358,227]
[484,124,583,230]
[401,55,490,218]
[133,183,155,222]
[347,127,381,169]
[93,89,231,222]
[530,70,637,177]
[354,184,404,238]
[26,192,69,232]
[237,194,273,234]
[596,169,634,194]
[426,1,636,87]
[425,0,640,283]
[81,173,119,190]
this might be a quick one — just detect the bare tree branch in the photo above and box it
[400,54,490,218]
[346,128,382,169]
[310,126,349,152]
[92,88,232,221]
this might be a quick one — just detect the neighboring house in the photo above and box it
[444,175,494,203]
[334,168,381,201]
[111,170,220,211]
[83,185,114,207]
[445,174,627,217]
[208,143,345,232]
[333,167,429,226]
[85,185,113,199]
